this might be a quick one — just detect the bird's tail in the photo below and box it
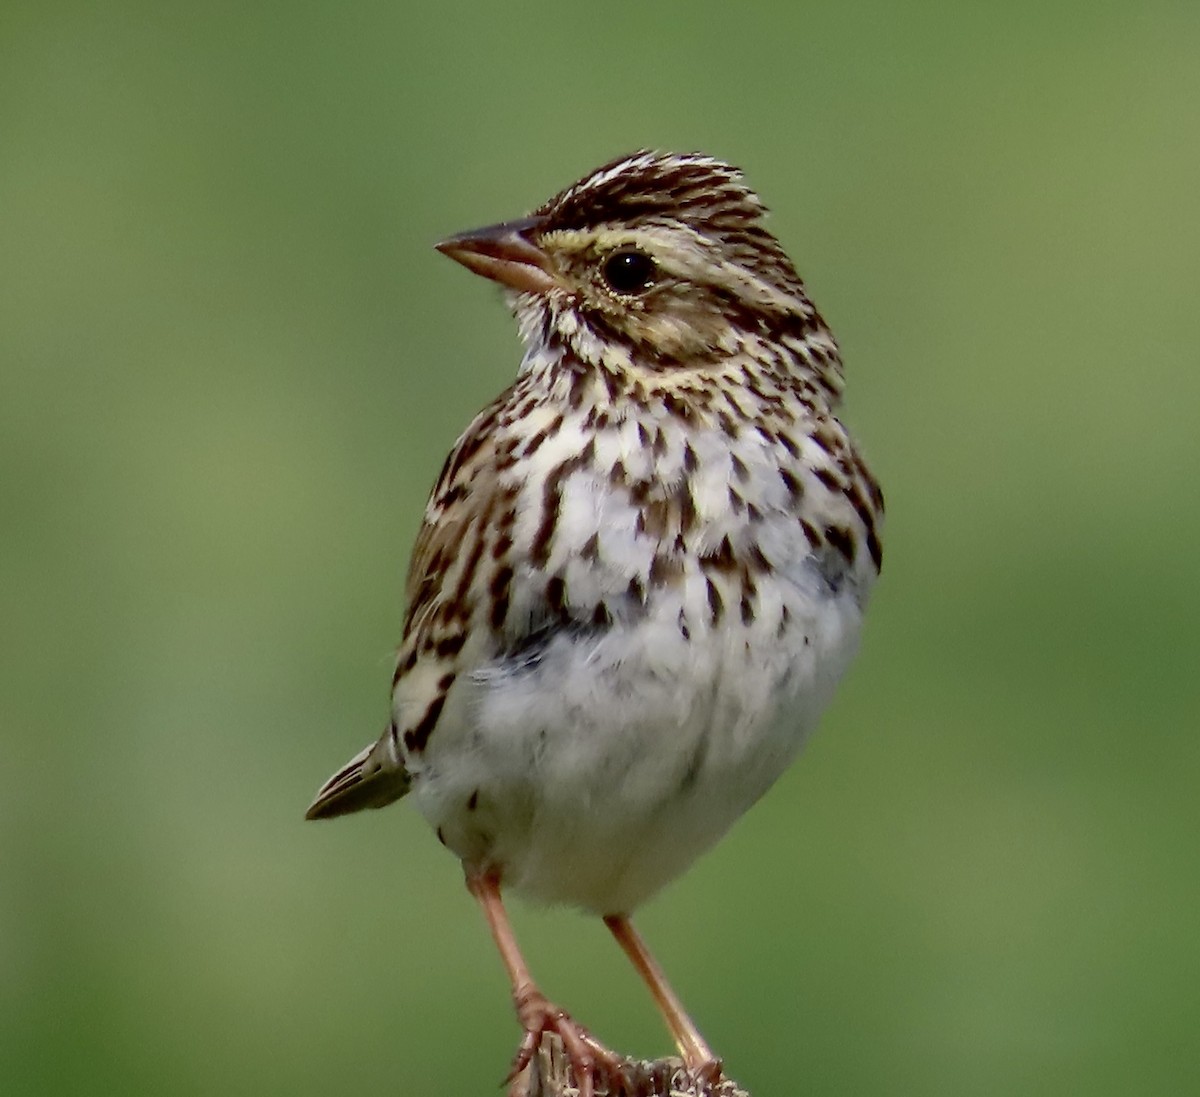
[305,733,411,820]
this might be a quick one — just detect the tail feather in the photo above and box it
[305,736,411,820]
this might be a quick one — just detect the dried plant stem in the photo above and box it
[512,1034,750,1097]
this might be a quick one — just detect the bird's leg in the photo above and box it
[466,870,623,1097]
[603,914,722,1082]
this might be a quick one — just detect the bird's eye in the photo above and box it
[600,249,657,296]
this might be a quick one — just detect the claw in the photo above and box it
[506,985,627,1097]
[689,1056,725,1087]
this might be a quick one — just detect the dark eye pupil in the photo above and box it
[602,249,657,295]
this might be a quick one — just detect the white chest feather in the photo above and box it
[399,356,879,914]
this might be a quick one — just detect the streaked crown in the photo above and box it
[439,151,844,402]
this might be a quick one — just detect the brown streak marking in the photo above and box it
[811,427,838,457]
[678,484,697,533]
[435,600,469,628]
[531,446,593,567]
[406,693,446,752]
[441,405,497,484]
[704,535,737,573]
[641,499,667,539]
[748,544,772,573]
[813,467,842,493]
[568,371,587,411]
[706,577,724,624]
[450,530,487,607]
[493,438,520,472]
[439,483,466,508]
[649,554,683,587]
[521,425,550,460]
[825,524,856,564]
[392,647,418,686]
[847,483,881,547]
[489,564,514,630]
[662,392,690,421]
[546,575,566,615]
[867,529,884,572]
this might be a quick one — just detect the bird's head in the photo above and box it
[437,151,839,394]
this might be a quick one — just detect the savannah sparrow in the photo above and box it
[307,151,883,1095]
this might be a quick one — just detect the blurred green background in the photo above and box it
[3,1,1198,1094]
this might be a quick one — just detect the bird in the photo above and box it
[306,150,883,1096]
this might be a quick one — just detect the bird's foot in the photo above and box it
[684,1056,725,1089]
[507,984,626,1097]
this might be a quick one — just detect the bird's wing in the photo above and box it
[306,391,516,821]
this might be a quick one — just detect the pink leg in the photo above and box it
[467,871,622,1097]
[603,914,722,1081]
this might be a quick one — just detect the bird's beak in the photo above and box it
[435,216,559,295]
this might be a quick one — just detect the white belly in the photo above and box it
[410,569,864,915]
